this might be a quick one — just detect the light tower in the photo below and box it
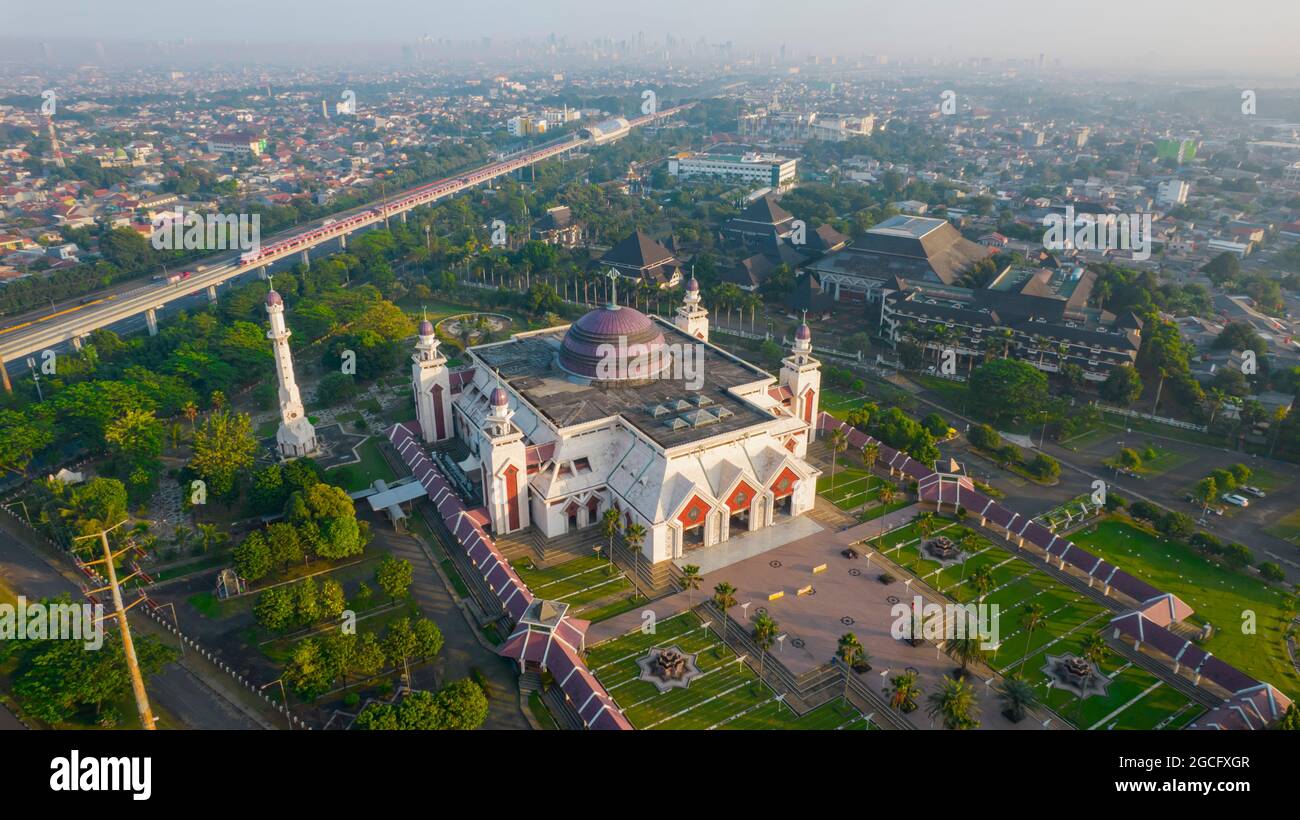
[674,271,709,341]
[780,312,821,456]
[412,317,452,443]
[265,288,319,460]
[478,380,529,535]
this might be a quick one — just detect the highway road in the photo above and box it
[0,105,692,390]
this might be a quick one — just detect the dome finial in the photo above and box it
[604,268,621,311]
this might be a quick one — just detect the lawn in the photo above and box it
[588,612,873,730]
[868,519,1204,729]
[514,554,635,621]
[1070,519,1300,699]
[325,435,397,492]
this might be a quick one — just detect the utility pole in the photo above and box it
[75,520,156,731]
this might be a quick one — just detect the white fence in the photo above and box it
[1094,403,1208,433]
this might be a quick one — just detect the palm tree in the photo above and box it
[836,632,866,703]
[1018,602,1047,675]
[712,582,737,656]
[1080,632,1108,667]
[751,612,779,690]
[624,522,646,600]
[827,428,848,490]
[887,670,922,714]
[996,674,1038,723]
[876,483,898,545]
[912,511,935,570]
[197,522,220,553]
[599,508,620,574]
[680,564,702,611]
[182,401,199,432]
[927,676,980,729]
[860,442,879,518]
[946,634,985,679]
[966,564,994,601]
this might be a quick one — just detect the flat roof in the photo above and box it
[471,318,778,449]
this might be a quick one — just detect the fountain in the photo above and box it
[922,535,964,566]
[1041,653,1111,699]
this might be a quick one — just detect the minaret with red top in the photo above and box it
[412,317,452,443]
[780,312,821,456]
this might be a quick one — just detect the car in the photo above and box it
[1221,493,1249,507]
[1240,485,1266,498]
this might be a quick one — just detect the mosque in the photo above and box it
[410,274,824,564]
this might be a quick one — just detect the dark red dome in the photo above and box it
[266,290,283,307]
[795,322,811,341]
[491,386,509,407]
[419,320,435,336]
[558,305,668,381]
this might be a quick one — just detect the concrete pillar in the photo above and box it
[338,233,347,250]
[207,284,217,302]
[258,265,269,280]
[400,210,408,224]
[71,336,83,351]
[300,249,310,267]
[0,358,10,394]
[146,308,158,336]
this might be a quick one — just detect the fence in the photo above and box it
[1094,403,1208,433]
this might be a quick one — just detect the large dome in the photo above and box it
[558,304,670,381]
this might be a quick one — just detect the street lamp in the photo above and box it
[260,679,292,730]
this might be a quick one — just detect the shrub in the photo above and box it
[1258,562,1286,582]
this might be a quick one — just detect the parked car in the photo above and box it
[1221,493,1250,507]
[1240,486,1266,498]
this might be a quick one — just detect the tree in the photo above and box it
[946,635,984,678]
[233,531,272,582]
[354,702,400,730]
[0,409,54,477]
[429,679,490,729]
[319,578,347,621]
[413,618,444,660]
[1100,365,1143,405]
[1018,603,1046,675]
[712,582,737,654]
[353,632,386,678]
[887,670,922,713]
[751,612,779,689]
[1193,476,1217,518]
[383,618,419,672]
[968,359,1049,426]
[266,522,304,570]
[599,507,620,573]
[60,477,129,538]
[624,522,646,600]
[860,442,880,517]
[189,408,258,498]
[927,676,980,729]
[376,555,414,603]
[836,632,865,703]
[254,585,296,632]
[967,565,994,601]
[680,564,702,610]
[827,427,848,489]
[996,675,1038,723]
[287,483,368,560]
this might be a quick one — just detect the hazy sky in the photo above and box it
[7,0,1300,75]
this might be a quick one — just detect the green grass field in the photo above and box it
[1070,519,1300,699]
[514,554,635,621]
[868,519,1204,729]
[325,436,396,492]
[588,612,873,730]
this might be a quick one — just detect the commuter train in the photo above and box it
[238,104,690,268]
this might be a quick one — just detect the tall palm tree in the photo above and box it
[860,442,879,518]
[1080,632,1108,667]
[680,564,702,611]
[624,522,646,601]
[827,428,848,490]
[887,671,922,714]
[946,634,985,679]
[967,564,994,601]
[996,674,1038,723]
[912,511,936,570]
[751,612,779,689]
[876,483,898,545]
[927,676,980,729]
[1018,602,1047,675]
[182,401,199,432]
[836,632,866,704]
[712,582,737,656]
[599,508,620,574]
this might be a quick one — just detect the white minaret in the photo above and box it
[780,313,821,457]
[265,288,319,460]
[478,381,529,535]
[674,272,709,341]
[412,318,452,443]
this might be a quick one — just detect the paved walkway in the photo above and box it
[374,516,530,729]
